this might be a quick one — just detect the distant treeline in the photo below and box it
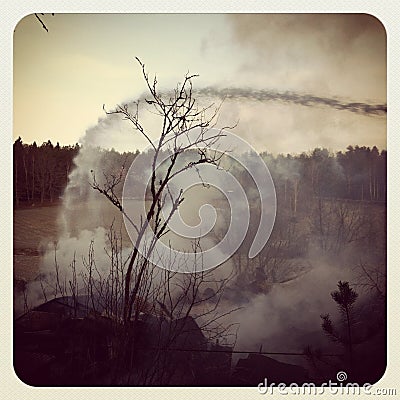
[13,137,386,206]
[13,138,139,206]
[261,146,387,208]
[13,138,80,205]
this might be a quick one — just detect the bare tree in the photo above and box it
[352,261,386,300]
[92,58,230,324]
[87,59,239,384]
[17,59,239,386]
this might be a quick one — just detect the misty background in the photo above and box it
[13,13,386,385]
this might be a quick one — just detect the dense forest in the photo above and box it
[13,138,80,205]
[13,137,387,207]
[13,138,137,206]
[262,145,387,204]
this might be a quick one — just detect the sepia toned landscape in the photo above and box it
[13,13,386,387]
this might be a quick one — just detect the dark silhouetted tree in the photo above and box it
[320,281,358,376]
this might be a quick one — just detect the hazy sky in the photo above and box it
[14,13,386,154]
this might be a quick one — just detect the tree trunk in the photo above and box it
[293,179,299,216]
[31,156,35,202]
[23,153,30,202]
[14,157,19,206]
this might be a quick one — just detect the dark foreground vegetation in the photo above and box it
[14,278,385,386]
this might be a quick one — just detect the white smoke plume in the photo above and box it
[21,85,384,359]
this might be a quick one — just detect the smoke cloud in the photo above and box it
[225,14,386,102]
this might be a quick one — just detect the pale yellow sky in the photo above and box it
[14,13,386,153]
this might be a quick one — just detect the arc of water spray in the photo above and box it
[127,86,386,119]
[197,87,386,117]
